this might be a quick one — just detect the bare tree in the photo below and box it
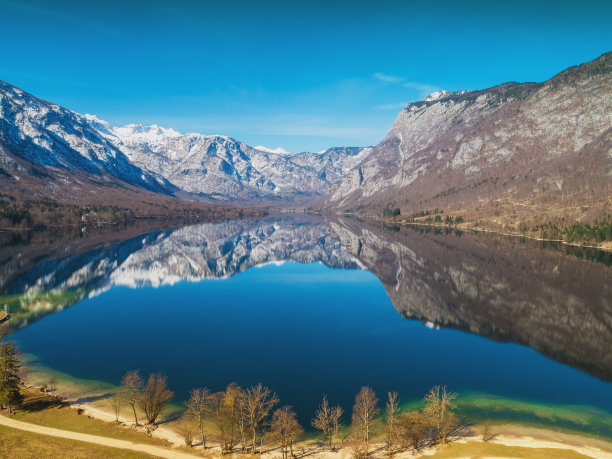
[311,395,344,451]
[139,372,174,425]
[120,370,143,426]
[49,375,57,392]
[422,385,457,444]
[185,387,211,448]
[481,421,492,442]
[109,388,123,422]
[384,391,400,455]
[398,410,427,451]
[176,414,198,447]
[234,387,250,452]
[209,383,244,453]
[245,383,279,454]
[351,386,380,454]
[269,406,303,459]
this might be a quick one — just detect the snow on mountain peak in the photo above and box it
[117,123,182,139]
[424,90,450,101]
[254,145,294,156]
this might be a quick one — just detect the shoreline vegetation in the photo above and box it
[0,194,268,231]
[353,210,612,253]
[2,347,612,458]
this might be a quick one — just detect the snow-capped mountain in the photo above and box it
[86,115,371,202]
[0,80,174,194]
[0,78,370,204]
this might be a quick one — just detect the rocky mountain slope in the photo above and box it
[322,52,612,227]
[88,117,371,203]
[0,79,369,205]
[0,80,174,196]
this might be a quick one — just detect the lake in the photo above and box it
[1,215,611,435]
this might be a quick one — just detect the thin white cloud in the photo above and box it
[372,72,405,84]
[374,102,408,110]
[401,81,439,95]
[373,72,440,98]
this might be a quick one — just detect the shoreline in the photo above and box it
[12,393,612,458]
[54,385,612,458]
[19,364,612,456]
[376,218,612,253]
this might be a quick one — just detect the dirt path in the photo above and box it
[0,414,200,459]
[70,400,186,447]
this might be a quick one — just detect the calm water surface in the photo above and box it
[1,216,611,432]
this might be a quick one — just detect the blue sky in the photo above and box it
[1,0,610,152]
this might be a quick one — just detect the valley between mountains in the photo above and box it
[0,52,610,241]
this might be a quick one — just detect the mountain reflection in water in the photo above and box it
[0,215,611,384]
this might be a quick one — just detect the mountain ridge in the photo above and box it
[0,80,370,206]
[320,51,612,229]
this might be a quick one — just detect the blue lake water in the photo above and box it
[1,216,611,432]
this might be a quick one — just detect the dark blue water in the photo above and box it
[11,261,612,425]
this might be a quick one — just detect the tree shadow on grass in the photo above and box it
[156,411,182,426]
[72,392,114,405]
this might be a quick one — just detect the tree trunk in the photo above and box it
[132,404,139,425]
[200,420,205,448]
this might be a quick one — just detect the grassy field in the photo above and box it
[0,424,153,458]
[427,441,592,458]
[8,387,171,448]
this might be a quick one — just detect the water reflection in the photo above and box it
[1,215,611,381]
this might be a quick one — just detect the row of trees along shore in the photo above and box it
[115,370,461,457]
[0,345,463,458]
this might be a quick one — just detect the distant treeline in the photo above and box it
[0,194,264,229]
[535,215,612,244]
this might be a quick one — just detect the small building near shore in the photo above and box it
[0,311,10,325]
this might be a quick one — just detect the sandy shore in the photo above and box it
[70,398,612,458]
[21,374,612,458]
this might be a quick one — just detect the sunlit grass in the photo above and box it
[0,424,154,458]
[8,387,171,447]
[427,441,591,458]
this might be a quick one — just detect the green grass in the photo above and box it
[427,441,590,458]
[0,424,153,458]
[9,387,171,448]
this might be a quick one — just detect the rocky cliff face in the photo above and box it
[323,52,612,225]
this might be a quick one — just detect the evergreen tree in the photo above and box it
[0,339,23,414]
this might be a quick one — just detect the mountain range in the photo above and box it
[0,79,369,205]
[1,52,610,226]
